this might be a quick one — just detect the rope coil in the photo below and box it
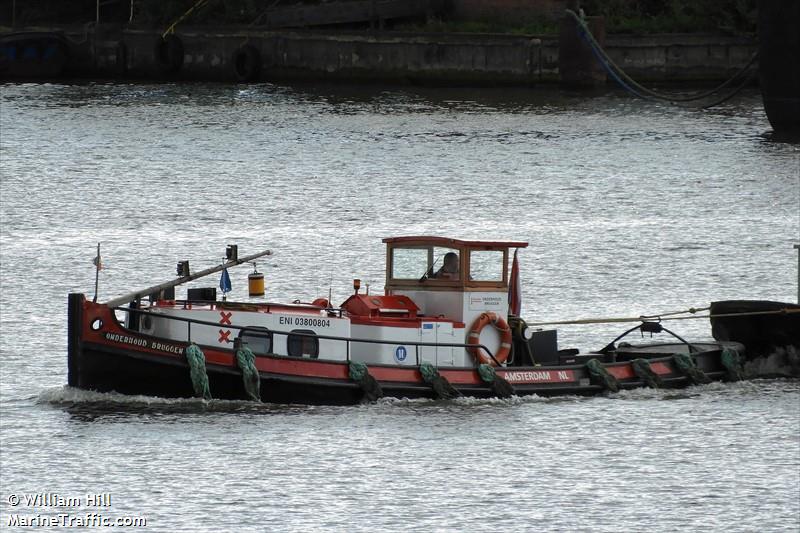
[631,358,663,388]
[478,364,516,398]
[185,343,212,400]
[235,346,261,402]
[671,353,711,385]
[585,358,620,392]
[349,362,383,402]
[419,363,460,399]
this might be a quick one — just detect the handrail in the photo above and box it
[115,305,499,366]
[598,321,698,355]
[163,299,346,318]
[104,248,272,308]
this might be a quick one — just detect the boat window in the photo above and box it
[469,250,504,282]
[288,330,319,358]
[392,247,429,279]
[238,327,272,355]
[429,247,460,280]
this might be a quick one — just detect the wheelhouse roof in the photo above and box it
[382,236,528,248]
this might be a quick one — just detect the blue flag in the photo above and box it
[219,268,232,294]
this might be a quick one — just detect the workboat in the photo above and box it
[68,237,748,404]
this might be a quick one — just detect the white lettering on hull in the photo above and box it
[278,316,331,328]
[104,333,185,355]
[502,370,575,383]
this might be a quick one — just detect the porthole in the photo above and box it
[91,318,103,331]
[288,329,319,358]
[238,326,272,355]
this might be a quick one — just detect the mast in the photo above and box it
[104,248,272,308]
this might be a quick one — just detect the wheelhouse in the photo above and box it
[382,236,528,325]
[383,236,528,291]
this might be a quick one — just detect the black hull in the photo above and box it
[758,0,800,135]
[710,300,800,357]
[73,341,733,405]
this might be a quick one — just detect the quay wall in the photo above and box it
[2,26,757,85]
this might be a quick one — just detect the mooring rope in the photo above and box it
[527,307,800,328]
[564,9,758,107]
[163,0,210,38]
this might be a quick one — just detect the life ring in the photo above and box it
[467,312,512,366]
[233,45,260,82]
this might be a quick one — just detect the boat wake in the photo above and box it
[744,346,800,378]
[36,369,798,417]
[372,394,554,409]
[36,386,310,416]
[38,386,582,415]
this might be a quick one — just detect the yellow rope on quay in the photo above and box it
[526,307,800,327]
[162,0,210,38]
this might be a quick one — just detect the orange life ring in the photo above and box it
[467,312,512,366]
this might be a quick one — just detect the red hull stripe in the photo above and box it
[608,361,674,380]
[651,362,672,374]
[255,357,350,379]
[607,365,636,380]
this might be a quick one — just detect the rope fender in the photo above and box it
[348,362,383,402]
[185,343,212,400]
[234,45,261,82]
[671,353,711,385]
[419,363,460,399]
[585,358,620,392]
[631,358,662,388]
[720,347,745,382]
[478,364,516,398]
[235,346,261,402]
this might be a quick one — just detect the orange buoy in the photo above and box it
[467,312,512,366]
[248,271,265,296]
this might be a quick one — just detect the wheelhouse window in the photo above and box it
[390,246,461,281]
[238,327,272,355]
[391,247,428,280]
[288,330,319,358]
[469,250,505,282]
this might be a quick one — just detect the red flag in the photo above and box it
[508,248,521,316]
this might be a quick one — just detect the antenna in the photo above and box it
[92,243,102,302]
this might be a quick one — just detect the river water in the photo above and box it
[1,82,798,532]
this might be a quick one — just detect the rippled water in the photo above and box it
[1,82,798,532]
